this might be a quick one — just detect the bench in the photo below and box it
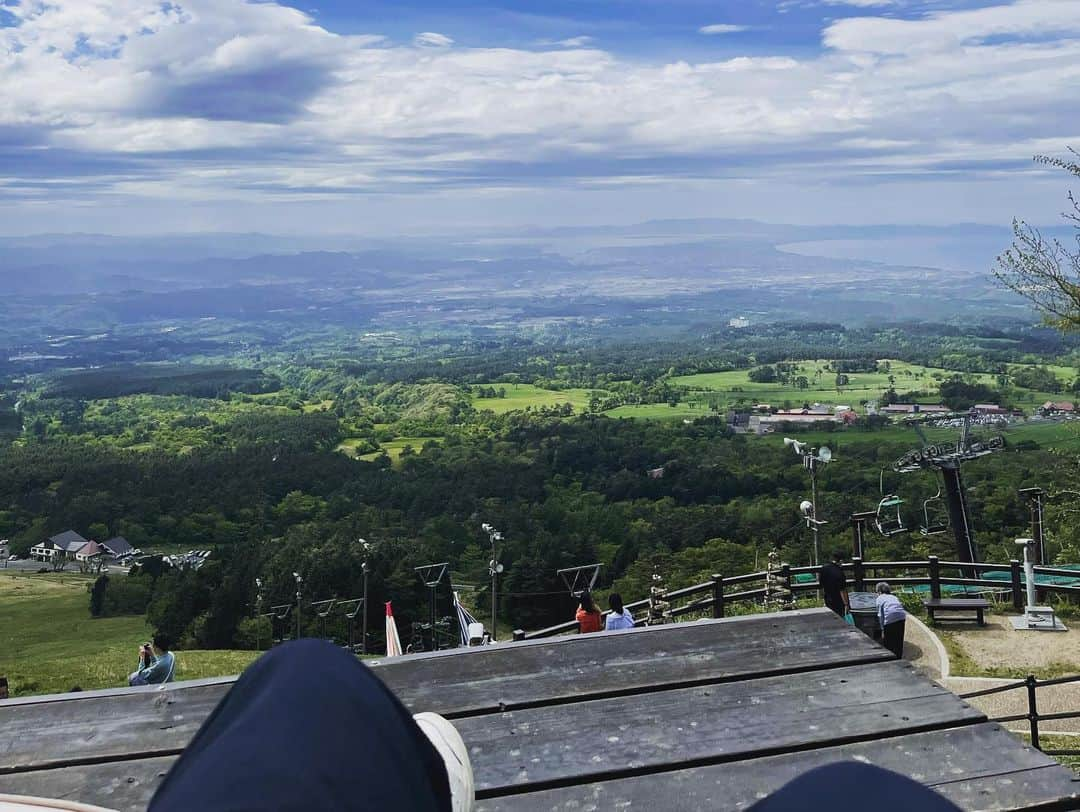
[923,597,990,626]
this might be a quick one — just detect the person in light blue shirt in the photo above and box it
[875,582,907,659]
[604,593,636,631]
[129,633,176,686]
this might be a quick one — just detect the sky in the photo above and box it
[1,0,1079,235]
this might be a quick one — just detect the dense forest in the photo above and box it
[2,318,1078,650]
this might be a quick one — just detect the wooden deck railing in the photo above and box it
[513,556,1080,640]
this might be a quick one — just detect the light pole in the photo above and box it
[254,578,263,651]
[358,538,371,654]
[784,438,834,566]
[293,572,303,640]
[482,523,504,641]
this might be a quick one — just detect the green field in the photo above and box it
[339,436,445,464]
[670,359,1074,411]
[0,571,259,697]
[470,383,598,414]
[604,402,711,420]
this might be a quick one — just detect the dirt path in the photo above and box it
[943,614,1080,673]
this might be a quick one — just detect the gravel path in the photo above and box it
[903,613,1080,736]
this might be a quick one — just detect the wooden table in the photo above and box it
[1,608,1076,810]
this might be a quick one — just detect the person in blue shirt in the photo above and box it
[875,582,907,659]
[129,633,176,686]
[604,593,636,631]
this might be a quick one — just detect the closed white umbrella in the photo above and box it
[385,601,402,657]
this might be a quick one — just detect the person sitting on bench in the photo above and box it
[604,593,635,631]
[576,591,603,634]
[129,633,176,686]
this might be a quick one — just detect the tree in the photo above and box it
[747,365,778,383]
[995,150,1080,332]
[89,575,109,617]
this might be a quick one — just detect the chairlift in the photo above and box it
[920,486,950,536]
[557,564,602,597]
[875,470,907,537]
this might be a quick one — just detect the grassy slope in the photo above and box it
[470,383,597,414]
[604,402,709,420]
[0,571,258,697]
[342,436,445,464]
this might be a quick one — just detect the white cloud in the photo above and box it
[413,31,454,48]
[699,24,750,35]
[548,36,594,48]
[0,0,1078,218]
[821,0,896,7]
[824,0,1080,53]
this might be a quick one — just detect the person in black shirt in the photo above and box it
[820,551,848,617]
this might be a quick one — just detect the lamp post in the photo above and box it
[293,572,303,640]
[254,578,263,651]
[482,523,504,641]
[358,538,371,655]
[784,438,834,566]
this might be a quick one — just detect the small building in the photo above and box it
[728,316,750,329]
[75,541,106,563]
[882,403,949,416]
[102,536,134,559]
[30,530,89,563]
[973,404,1008,416]
[751,413,843,434]
[1040,401,1076,416]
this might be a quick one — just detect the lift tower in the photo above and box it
[892,414,1005,571]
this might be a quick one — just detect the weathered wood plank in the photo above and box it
[0,610,889,772]
[373,609,893,716]
[7,723,1068,812]
[0,683,226,774]
[0,756,174,811]
[477,724,1080,811]
[458,660,984,795]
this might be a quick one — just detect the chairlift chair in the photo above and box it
[875,469,907,537]
[920,487,950,536]
[875,495,907,537]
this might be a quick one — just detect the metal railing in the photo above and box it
[961,674,1080,756]
[513,555,1080,640]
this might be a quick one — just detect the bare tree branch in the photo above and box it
[994,150,1080,332]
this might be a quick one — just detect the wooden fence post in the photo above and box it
[852,557,865,593]
[711,574,724,619]
[1011,560,1024,611]
[929,555,941,600]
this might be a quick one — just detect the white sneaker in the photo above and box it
[0,796,116,812]
[413,712,475,812]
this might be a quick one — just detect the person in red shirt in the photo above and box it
[576,591,602,633]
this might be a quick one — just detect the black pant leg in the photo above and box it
[749,761,960,811]
[883,619,906,659]
[150,639,450,812]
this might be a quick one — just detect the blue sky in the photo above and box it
[1,0,1078,234]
